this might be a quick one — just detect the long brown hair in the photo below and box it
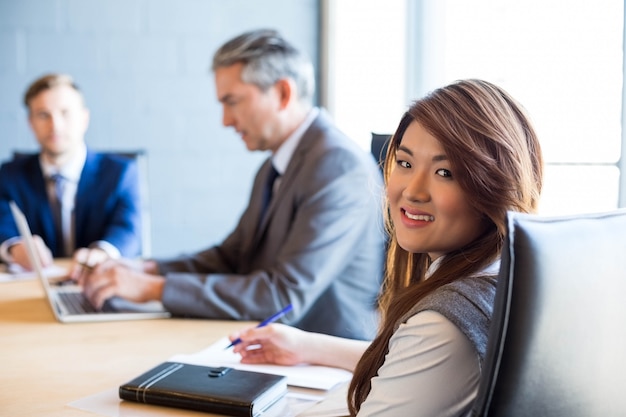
[348,79,544,415]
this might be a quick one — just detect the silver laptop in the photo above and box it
[9,201,171,323]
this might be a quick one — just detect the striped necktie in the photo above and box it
[49,173,70,256]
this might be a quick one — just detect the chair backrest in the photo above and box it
[12,150,151,258]
[473,209,626,417]
[370,133,391,172]
[112,150,151,258]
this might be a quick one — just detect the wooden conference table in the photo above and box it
[0,266,256,417]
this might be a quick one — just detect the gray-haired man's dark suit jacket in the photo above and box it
[157,110,385,340]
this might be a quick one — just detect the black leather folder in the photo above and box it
[119,361,287,417]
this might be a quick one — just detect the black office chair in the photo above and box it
[472,209,626,417]
[12,149,152,258]
[370,132,391,172]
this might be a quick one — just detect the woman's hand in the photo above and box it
[229,323,369,372]
[230,323,312,366]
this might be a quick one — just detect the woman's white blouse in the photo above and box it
[356,310,480,416]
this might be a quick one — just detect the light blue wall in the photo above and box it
[0,0,320,257]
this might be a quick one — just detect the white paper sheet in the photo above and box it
[296,383,350,416]
[0,263,67,283]
[169,337,353,391]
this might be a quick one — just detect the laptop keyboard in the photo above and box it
[58,292,100,314]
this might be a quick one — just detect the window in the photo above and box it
[324,0,624,215]
[321,0,407,150]
[435,0,624,215]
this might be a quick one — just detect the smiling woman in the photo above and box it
[347,79,543,416]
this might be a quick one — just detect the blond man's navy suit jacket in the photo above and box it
[0,151,142,258]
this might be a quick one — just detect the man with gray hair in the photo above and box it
[82,29,385,340]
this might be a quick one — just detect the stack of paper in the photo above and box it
[0,264,67,283]
[169,337,352,391]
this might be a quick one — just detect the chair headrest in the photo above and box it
[474,209,626,417]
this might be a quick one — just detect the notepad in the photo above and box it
[119,362,287,417]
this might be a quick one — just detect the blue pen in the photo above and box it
[226,304,293,349]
